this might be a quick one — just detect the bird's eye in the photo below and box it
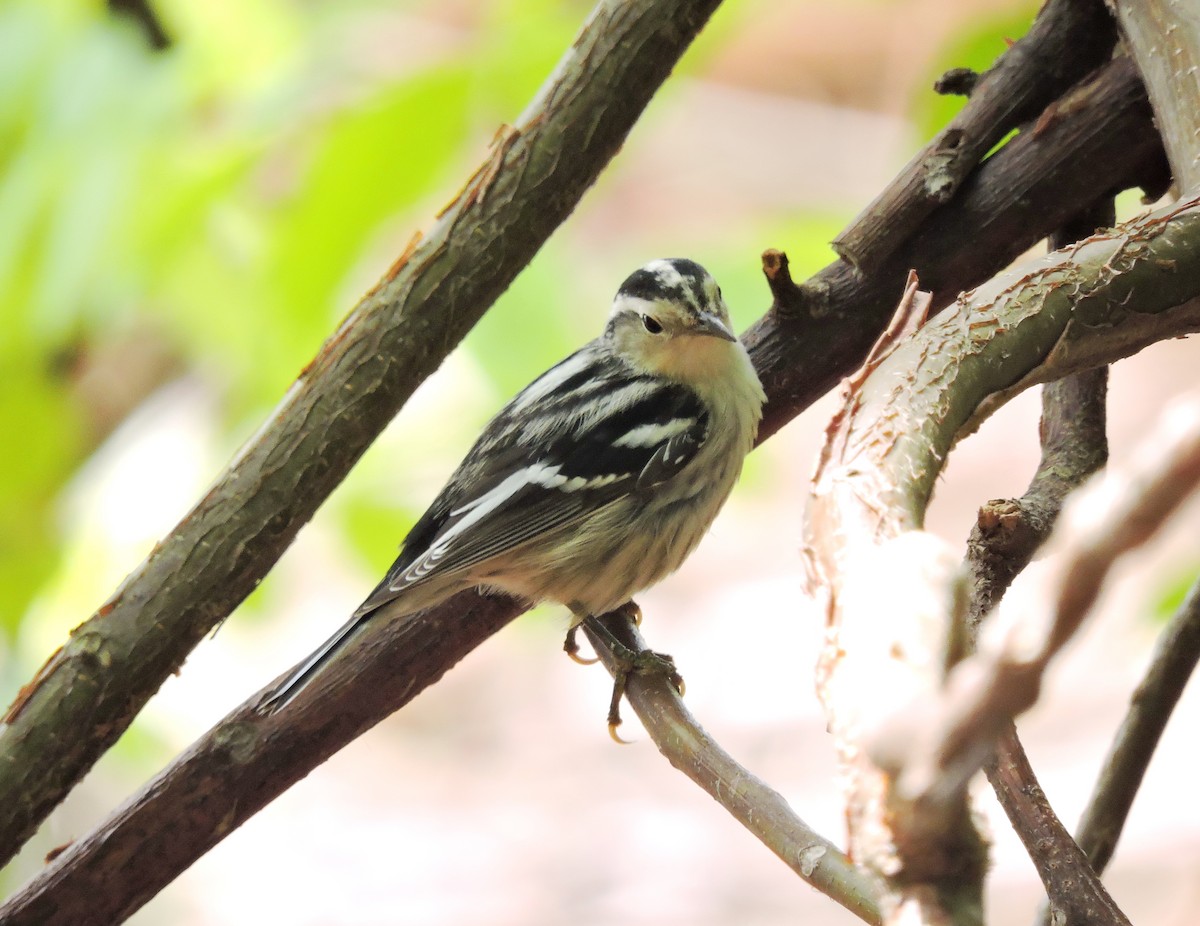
[641,315,664,334]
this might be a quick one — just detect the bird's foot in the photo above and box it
[563,601,642,665]
[578,609,684,744]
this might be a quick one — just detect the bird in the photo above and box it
[260,258,765,731]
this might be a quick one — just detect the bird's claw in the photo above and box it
[563,625,599,665]
[584,616,684,741]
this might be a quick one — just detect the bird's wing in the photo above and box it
[354,350,709,616]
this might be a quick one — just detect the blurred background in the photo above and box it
[1,0,1198,923]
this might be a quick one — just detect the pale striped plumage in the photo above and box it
[262,258,765,712]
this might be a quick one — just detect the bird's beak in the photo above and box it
[694,311,737,342]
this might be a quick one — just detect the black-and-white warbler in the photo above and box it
[262,258,765,723]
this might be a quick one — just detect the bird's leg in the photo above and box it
[580,606,684,742]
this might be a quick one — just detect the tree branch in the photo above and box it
[806,194,1200,922]
[0,33,1173,923]
[960,203,1125,925]
[1110,0,1200,190]
[970,365,1121,924]
[1071,577,1200,873]
[582,614,883,926]
[831,0,1117,271]
[749,54,1166,444]
[991,726,1130,926]
[0,592,523,926]
[0,0,729,870]
[1033,574,1200,925]
[965,366,1108,631]
[885,393,1200,812]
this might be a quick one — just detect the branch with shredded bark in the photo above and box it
[0,0,728,871]
[831,0,1116,271]
[885,394,1200,808]
[805,195,1200,923]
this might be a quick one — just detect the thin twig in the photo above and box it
[1073,577,1200,873]
[582,614,884,926]
[1030,575,1200,924]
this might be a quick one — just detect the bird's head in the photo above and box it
[605,258,740,384]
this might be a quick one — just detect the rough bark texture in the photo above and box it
[2,591,524,926]
[749,55,1164,444]
[1111,0,1200,189]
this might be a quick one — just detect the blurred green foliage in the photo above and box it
[0,0,578,637]
[1151,567,1200,625]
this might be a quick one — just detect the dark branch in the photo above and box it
[989,726,1131,926]
[1071,578,1200,874]
[750,54,1165,444]
[977,363,1118,920]
[830,0,1117,271]
[0,592,524,926]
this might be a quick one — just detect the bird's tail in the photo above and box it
[258,611,371,714]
